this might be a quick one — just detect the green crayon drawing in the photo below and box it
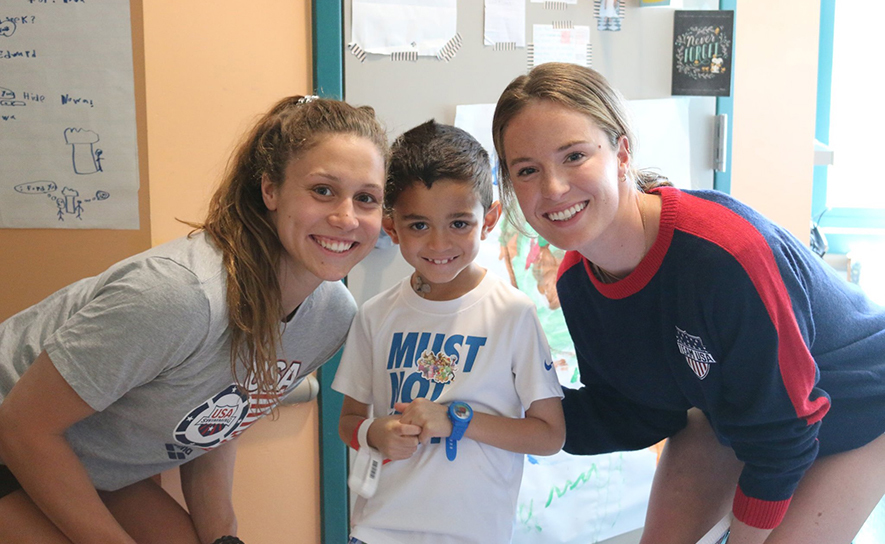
[517,498,543,533]
[546,464,599,508]
[515,453,632,540]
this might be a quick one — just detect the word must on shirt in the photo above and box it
[386,331,487,408]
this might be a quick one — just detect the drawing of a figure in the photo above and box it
[64,128,102,174]
[54,187,84,221]
[94,149,104,172]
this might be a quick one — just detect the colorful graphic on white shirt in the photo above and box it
[386,332,486,409]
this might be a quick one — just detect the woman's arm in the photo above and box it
[0,350,137,544]
[725,520,772,544]
[395,396,566,456]
[179,439,238,544]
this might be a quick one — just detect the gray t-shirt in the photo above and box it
[0,232,356,490]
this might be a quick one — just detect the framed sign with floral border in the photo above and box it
[672,10,734,96]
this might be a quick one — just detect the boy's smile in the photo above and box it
[383,178,500,301]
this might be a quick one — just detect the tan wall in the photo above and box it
[730,1,820,239]
[159,402,322,544]
[142,1,313,245]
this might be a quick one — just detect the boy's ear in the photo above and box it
[481,201,502,240]
[261,173,278,211]
[382,215,400,244]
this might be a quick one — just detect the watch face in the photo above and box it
[451,402,471,420]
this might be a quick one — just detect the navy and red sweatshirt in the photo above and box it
[558,187,885,529]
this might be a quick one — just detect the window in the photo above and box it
[813,0,885,259]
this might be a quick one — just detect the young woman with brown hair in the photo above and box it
[0,95,388,544]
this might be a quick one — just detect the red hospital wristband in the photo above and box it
[348,418,391,465]
[350,418,366,451]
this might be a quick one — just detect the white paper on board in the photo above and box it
[0,2,139,230]
[484,0,526,47]
[531,25,591,67]
[351,0,457,57]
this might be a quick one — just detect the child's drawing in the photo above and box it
[64,128,103,174]
[14,180,110,222]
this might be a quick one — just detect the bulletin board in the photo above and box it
[321,1,720,542]
[342,0,719,194]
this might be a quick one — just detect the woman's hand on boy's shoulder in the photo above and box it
[395,399,453,444]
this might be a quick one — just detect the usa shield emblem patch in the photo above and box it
[174,385,249,448]
[675,327,717,379]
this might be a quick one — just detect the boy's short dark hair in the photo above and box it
[385,120,493,212]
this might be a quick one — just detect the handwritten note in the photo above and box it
[0,0,138,229]
[531,24,591,67]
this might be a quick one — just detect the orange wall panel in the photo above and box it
[142,0,312,246]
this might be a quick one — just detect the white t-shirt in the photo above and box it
[332,273,563,544]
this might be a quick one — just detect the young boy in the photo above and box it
[332,120,565,544]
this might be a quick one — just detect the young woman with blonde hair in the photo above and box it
[492,62,885,544]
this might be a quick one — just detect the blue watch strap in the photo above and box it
[445,435,458,461]
[445,401,473,461]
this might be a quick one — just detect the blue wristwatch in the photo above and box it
[445,401,473,461]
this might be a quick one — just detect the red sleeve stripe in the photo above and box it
[733,486,791,529]
[675,190,829,425]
